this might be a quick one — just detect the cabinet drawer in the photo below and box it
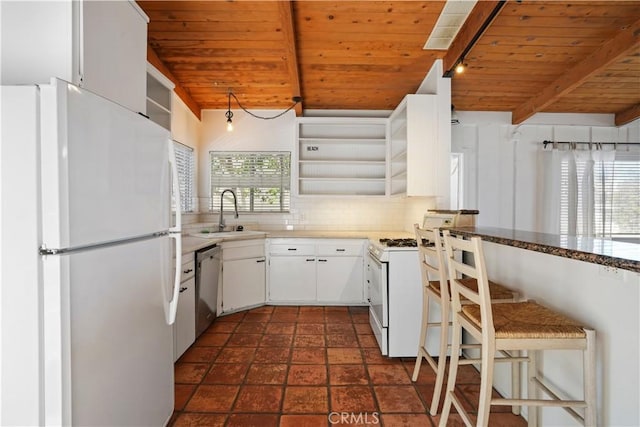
[181,260,195,282]
[317,243,363,256]
[223,244,265,261]
[269,244,315,256]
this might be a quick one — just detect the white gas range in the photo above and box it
[366,210,478,357]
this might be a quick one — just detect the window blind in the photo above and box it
[560,147,640,239]
[210,152,291,212]
[173,141,194,212]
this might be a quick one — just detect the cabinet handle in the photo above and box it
[288,248,297,251]
[179,287,188,293]
[256,259,266,263]
[336,248,346,252]
[318,259,328,262]
[182,268,193,274]
[306,258,315,262]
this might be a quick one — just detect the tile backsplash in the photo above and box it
[191,196,436,232]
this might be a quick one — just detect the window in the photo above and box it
[210,151,291,213]
[173,141,195,212]
[560,146,640,241]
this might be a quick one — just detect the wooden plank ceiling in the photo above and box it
[138,0,640,125]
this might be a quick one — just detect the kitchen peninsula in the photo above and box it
[449,226,639,427]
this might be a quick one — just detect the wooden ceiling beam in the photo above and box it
[615,103,640,126]
[278,1,303,116]
[442,1,505,74]
[147,46,201,120]
[512,17,640,125]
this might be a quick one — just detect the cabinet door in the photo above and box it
[82,0,148,113]
[316,256,364,303]
[222,257,266,313]
[174,276,195,361]
[268,256,316,302]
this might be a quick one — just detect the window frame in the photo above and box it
[173,140,195,213]
[209,151,291,213]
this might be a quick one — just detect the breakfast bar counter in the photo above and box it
[447,226,639,426]
[449,226,640,273]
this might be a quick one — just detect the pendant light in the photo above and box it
[225,90,234,132]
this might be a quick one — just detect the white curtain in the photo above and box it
[540,144,616,237]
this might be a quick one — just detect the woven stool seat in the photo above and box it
[463,301,587,339]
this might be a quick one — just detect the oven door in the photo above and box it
[366,251,387,327]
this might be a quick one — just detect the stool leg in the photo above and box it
[477,339,496,427]
[429,298,449,414]
[511,350,521,415]
[438,316,462,427]
[584,329,597,427]
[527,350,538,427]
[412,286,430,381]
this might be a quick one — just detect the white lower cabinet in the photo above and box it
[174,253,195,361]
[221,239,266,313]
[317,257,363,302]
[268,239,365,304]
[269,255,317,301]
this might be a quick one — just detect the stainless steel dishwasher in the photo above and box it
[195,244,221,337]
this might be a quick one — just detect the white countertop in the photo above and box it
[181,229,414,254]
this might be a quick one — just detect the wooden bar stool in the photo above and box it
[439,230,597,427]
[411,224,519,415]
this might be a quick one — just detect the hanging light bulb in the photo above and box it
[455,60,466,74]
[225,90,233,132]
[226,114,233,132]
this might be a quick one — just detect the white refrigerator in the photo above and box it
[0,78,182,426]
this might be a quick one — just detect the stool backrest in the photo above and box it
[414,223,449,302]
[441,230,495,337]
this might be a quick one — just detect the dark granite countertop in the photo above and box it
[448,226,640,273]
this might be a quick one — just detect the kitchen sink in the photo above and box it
[189,230,265,239]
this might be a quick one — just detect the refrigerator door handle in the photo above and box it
[168,139,182,234]
[166,139,182,325]
[167,232,182,325]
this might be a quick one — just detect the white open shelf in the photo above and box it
[297,118,388,196]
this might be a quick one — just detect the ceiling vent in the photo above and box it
[424,0,478,50]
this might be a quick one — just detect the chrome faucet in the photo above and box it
[218,189,239,232]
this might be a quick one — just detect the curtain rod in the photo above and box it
[542,140,638,149]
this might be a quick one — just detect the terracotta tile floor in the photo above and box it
[170,306,527,427]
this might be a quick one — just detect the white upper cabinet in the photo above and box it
[1,0,148,113]
[296,117,388,196]
[146,64,174,131]
[389,94,448,197]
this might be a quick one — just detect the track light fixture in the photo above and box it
[223,88,303,131]
[443,0,506,77]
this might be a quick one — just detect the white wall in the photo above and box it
[452,112,640,231]
[198,109,435,231]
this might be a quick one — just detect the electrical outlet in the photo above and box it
[599,265,621,279]
[306,146,319,151]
